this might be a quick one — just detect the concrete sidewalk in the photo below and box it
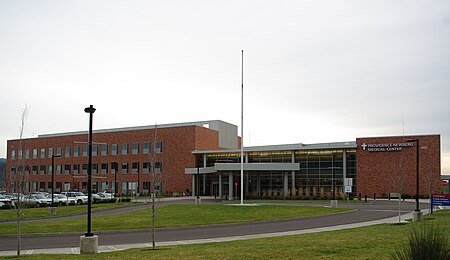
[0,210,425,256]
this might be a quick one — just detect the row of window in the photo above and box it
[204,150,356,167]
[10,141,163,160]
[10,161,163,175]
[10,181,158,194]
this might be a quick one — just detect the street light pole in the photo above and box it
[51,154,61,207]
[113,162,117,198]
[329,154,338,208]
[332,154,335,200]
[84,105,96,237]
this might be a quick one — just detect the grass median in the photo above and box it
[2,210,449,259]
[0,202,140,221]
[0,204,349,234]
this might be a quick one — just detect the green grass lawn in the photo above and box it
[0,202,140,221]
[0,204,349,234]
[2,210,449,259]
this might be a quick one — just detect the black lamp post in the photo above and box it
[112,162,117,198]
[196,167,200,199]
[406,139,420,212]
[51,154,61,207]
[84,105,96,237]
[332,154,335,200]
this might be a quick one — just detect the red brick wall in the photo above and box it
[6,125,223,194]
[356,135,441,197]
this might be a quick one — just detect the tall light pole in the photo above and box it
[332,154,335,200]
[240,49,244,205]
[113,162,117,198]
[406,138,422,221]
[84,105,96,237]
[51,154,61,207]
[329,154,339,208]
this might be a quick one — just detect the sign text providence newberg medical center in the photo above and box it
[361,142,414,152]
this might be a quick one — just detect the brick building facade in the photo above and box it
[6,120,237,195]
[356,135,441,197]
[5,119,441,199]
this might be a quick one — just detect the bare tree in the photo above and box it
[150,123,165,250]
[423,171,435,200]
[390,148,406,224]
[12,105,30,257]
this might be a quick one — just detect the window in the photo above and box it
[32,165,38,175]
[48,148,53,158]
[101,144,108,156]
[101,182,108,191]
[155,142,163,153]
[73,164,80,174]
[64,164,71,174]
[154,161,162,173]
[40,165,46,174]
[111,162,118,174]
[111,144,118,155]
[56,164,62,174]
[82,146,88,156]
[48,165,53,175]
[143,162,150,173]
[143,182,150,192]
[74,146,80,157]
[121,162,128,174]
[25,149,30,159]
[82,164,88,174]
[56,147,62,156]
[33,149,38,159]
[40,148,46,158]
[25,166,30,175]
[11,150,16,160]
[122,144,129,155]
[65,147,71,157]
[93,145,98,156]
[143,142,150,154]
[18,150,23,159]
[92,164,98,174]
[101,163,108,173]
[132,143,139,154]
[132,162,139,173]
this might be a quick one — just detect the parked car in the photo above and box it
[92,193,102,202]
[45,194,76,206]
[5,193,25,202]
[61,192,88,205]
[97,192,115,199]
[23,193,48,207]
[0,194,15,208]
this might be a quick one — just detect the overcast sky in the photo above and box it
[1,1,449,174]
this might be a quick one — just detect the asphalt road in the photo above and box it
[0,199,426,252]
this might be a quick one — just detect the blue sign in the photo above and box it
[432,194,450,206]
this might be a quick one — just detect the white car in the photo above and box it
[45,194,76,206]
[97,192,115,199]
[0,194,15,208]
[61,192,88,205]
[23,194,48,207]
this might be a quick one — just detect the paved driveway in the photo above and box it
[0,199,426,252]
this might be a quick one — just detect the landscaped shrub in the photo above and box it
[391,222,450,260]
[1,204,13,209]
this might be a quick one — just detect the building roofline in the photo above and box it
[192,141,357,154]
[356,134,440,140]
[37,120,236,138]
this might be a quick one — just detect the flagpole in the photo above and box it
[240,50,244,205]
